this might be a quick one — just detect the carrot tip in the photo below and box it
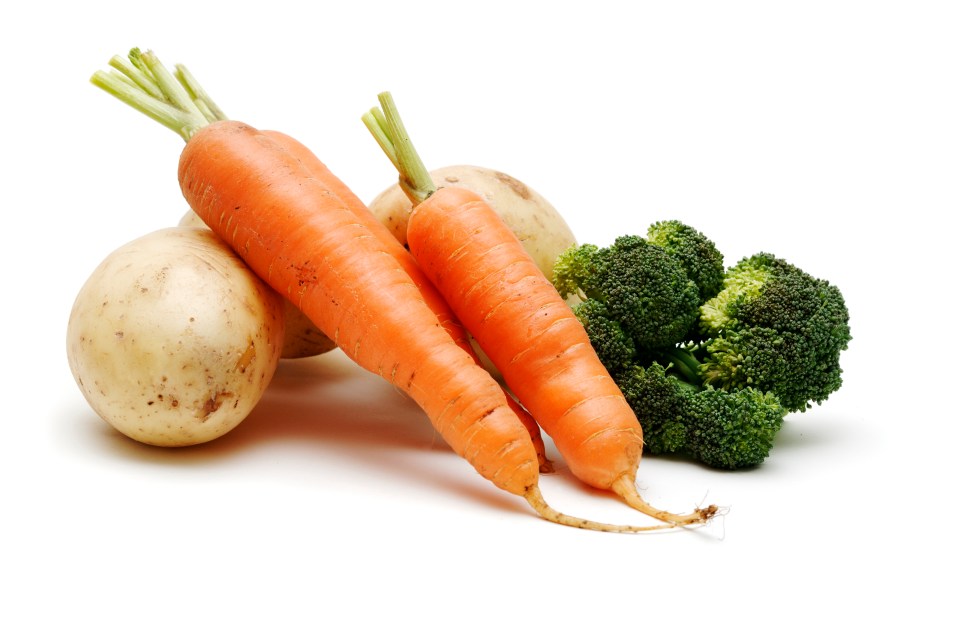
[612,474,722,526]
[523,486,691,534]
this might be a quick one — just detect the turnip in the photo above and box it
[66,226,285,446]
[179,209,336,358]
[367,165,577,284]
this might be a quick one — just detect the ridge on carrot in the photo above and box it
[363,91,720,526]
[91,48,684,532]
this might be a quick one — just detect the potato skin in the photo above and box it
[368,165,577,283]
[66,227,285,446]
[179,210,336,358]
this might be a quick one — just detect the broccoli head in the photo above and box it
[697,253,852,412]
[553,235,701,365]
[616,362,693,455]
[686,386,786,469]
[616,359,786,469]
[570,298,637,371]
[646,220,725,303]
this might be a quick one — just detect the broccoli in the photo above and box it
[551,222,852,469]
[696,253,852,412]
[646,220,725,303]
[553,225,717,369]
[616,359,786,470]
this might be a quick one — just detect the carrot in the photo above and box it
[363,91,719,526]
[182,123,538,492]
[91,48,678,532]
[259,130,552,472]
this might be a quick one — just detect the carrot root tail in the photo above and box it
[612,474,721,526]
[523,486,691,533]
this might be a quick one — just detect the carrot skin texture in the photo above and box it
[406,186,643,491]
[259,130,552,472]
[178,121,539,495]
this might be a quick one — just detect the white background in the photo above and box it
[2,1,956,634]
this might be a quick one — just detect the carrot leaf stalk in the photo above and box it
[362,93,436,206]
[174,63,227,122]
[91,48,220,141]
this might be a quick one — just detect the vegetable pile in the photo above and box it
[67,47,850,532]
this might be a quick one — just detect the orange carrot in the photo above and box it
[364,92,719,525]
[181,121,539,498]
[90,48,679,532]
[261,130,552,472]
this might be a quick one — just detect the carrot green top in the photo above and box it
[90,48,225,141]
[362,92,437,207]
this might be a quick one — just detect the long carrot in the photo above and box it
[91,48,676,532]
[257,130,552,472]
[363,92,719,526]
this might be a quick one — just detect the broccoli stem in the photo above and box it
[662,347,703,386]
[361,91,437,206]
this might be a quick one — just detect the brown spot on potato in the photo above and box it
[493,171,531,200]
[235,342,257,373]
[201,390,234,419]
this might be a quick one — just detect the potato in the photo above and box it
[66,226,285,446]
[368,165,577,283]
[179,209,336,358]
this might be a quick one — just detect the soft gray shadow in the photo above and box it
[70,352,527,514]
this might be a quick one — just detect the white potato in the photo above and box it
[179,209,336,358]
[368,165,577,283]
[66,226,285,446]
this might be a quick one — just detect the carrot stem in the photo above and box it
[361,108,398,171]
[91,48,210,141]
[137,50,207,123]
[108,52,165,101]
[363,92,436,205]
[175,64,227,122]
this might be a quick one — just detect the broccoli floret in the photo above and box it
[553,235,701,362]
[697,253,852,412]
[646,220,725,303]
[552,243,599,299]
[686,386,786,469]
[571,298,636,371]
[616,362,693,455]
[616,358,786,469]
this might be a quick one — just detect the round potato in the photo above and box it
[179,209,336,358]
[369,165,577,283]
[66,226,285,446]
